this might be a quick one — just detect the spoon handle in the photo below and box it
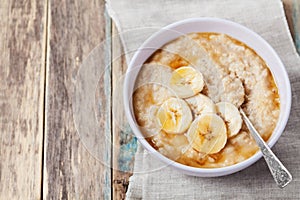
[240,109,292,188]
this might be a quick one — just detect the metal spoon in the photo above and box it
[240,108,292,188]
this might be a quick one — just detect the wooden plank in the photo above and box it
[283,0,300,53]
[43,0,112,199]
[0,0,47,199]
[283,0,295,39]
[112,25,138,199]
[292,0,300,53]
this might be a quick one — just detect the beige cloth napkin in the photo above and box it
[106,0,300,199]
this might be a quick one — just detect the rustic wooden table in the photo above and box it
[0,0,299,199]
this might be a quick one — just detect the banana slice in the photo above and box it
[185,94,216,117]
[156,97,193,134]
[216,102,242,138]
[186,113,227,154]
[170,66,204,98]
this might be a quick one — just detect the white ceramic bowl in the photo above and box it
[123,18,291,177]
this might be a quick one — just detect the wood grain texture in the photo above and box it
[43,0,111,199]
[112,25,138,200]
[0,0,299,199]
[292,0,300,53]
[0,0,46,199]
[283,0,300,53]
[283,0,295,39]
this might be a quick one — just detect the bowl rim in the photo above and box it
[123,17,292,177]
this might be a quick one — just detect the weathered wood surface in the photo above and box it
[43,0,111,199]
[0,0,299,199]
[0,0,46,199]
[284,0,300,53]
[284,0,296,39]
[292,0,300,53]
[112,24,138,200]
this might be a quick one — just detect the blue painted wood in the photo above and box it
[118,126,138,172]
[104,8,112,200]
[111,23,138,199]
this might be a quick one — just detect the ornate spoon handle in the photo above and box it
[240,109,292,188]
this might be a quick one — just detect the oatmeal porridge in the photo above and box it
[133,33,280,168]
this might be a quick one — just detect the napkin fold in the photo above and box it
[106,0,300,199]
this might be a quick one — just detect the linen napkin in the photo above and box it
[106,0,300,199]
